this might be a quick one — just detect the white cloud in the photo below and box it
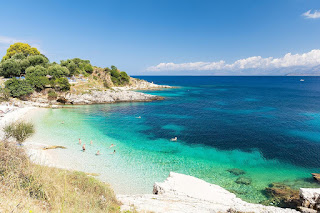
[147,50,320,73]
[302,10,320,19]
[0,35,45,55]
[0,36,23,45]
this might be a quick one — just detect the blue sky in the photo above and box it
[0,0,320,75]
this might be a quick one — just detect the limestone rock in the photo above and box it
[118,172,299,213]
[265,183,300,209]
[300,188,320,211]
[311,173,320,183]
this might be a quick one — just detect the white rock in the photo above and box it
[300,188,320,210]
[118,172,299,213]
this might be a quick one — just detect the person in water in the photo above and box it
[110,150,116,154]
[79,138,82,145]
[82,144,86,152]
[109,144,115,148]
[90,140,93,145]
[96,150,100,155]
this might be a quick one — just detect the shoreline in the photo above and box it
[0,103,318,212]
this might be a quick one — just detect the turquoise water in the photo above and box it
[28,76,320,203]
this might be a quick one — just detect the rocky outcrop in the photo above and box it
[311,173,320,183]
[64,89,163,104]
[299,188,320,212]
[117,172,299,213]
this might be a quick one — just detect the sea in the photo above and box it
[27,76,320,203]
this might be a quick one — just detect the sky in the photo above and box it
[0,0,320,75]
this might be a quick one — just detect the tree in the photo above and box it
[28,55,49,67]
[67,61,77,75]
[26,76,49,91]
[84,64,93,73]
[120,71,130,84]
[0,59,20,77]
[48,64,70,79]
[25,65,48,77]
[5,78,34,98]
[2,43,40,61]
[54,77,70,91]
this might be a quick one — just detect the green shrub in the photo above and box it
[0,88,11,101]
[4,121,35,144]
[48,64,70,79]
[54,77,70,91]
[5,78,34,98]
[47,89,58,100]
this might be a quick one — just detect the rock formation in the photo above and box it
[118,172,299,213]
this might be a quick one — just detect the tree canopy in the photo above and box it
[5,78,34,98]
[2,43,40,61]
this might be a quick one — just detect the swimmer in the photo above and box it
[96,150,101,155]
[90,140,93,145]
[109,144,116,148]
[79,138,82,145]
[110,150,116,155]
[82,144,86,152]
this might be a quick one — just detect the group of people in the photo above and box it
[78,138,116,155]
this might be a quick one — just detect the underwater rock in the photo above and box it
[227,168,246,176]
[235,177,252,185]
[265,183,300,209]
[311,173,320,183]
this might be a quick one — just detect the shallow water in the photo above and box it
[28,76,320,203]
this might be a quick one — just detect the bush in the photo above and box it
[54,77,70,91]
[0,88,11,101]
[48,64,70,79]
[5,78,34,98]
[27,76,49,91]
[0,59,20,77]
[47,89,58,100]
[4,121,35,144]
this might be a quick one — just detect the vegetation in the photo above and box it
[108,65,130,86]
[4,121,35,144]
[0,42,132,101]
[2,42,40,61]
[5,78,34,98]
[47,89,58,100]
[0,140,120,212]
[60,58,93,75]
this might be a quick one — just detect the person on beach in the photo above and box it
[79,138,81,145]
[96,150,101,155]
[82,144,86,152]
[109,144,115,148]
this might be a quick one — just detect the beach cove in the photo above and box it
[18,76,320,209]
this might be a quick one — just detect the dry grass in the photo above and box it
[0,141,120,212]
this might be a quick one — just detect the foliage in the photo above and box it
[4,121,35,144]
[109,65,130,86]
[27,55,49,67]
[0,141,120,212]
[5,78,34,98]
[60,58,93,75]
[48,64,70,79]
[25,65,48,77]
[2,42,40,61]
[0,59,20,77]
[54,77,70,91]
[47,89,58,100]
[26,76,49,91]
[0,88,11,101]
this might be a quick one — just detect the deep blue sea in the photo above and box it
[29,76,320,203]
